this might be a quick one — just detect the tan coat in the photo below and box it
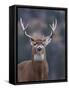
[18,60,48,82]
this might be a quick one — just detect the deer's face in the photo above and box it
[30,38,46,54]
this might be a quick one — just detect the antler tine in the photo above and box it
[49,18,57,38]
[20,18,29,31]
[20,18,33,39]
[49,18,57,31]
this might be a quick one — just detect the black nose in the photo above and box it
[37,47,41,51]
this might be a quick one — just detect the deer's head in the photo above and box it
[20,18,57,56]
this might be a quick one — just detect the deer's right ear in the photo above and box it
[30,39,34,46]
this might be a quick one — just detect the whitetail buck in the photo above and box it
[18,18,57,82]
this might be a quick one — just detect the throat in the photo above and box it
[34,54,45,61]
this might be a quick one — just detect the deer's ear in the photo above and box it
[42,37,52,47]
[30,39,34,46]
[44,37,52,46]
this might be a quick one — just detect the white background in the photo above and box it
[0,0,69,90]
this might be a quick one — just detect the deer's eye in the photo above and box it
[34,43,37,45]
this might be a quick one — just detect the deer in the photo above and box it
[18,18,57,82]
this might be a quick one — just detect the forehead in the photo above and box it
[33,39,45,45]
[35,39,43,43]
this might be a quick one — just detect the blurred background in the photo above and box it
[18,7,65,80]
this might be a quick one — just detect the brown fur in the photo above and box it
[18,37,48,82]
[18,60,48,82]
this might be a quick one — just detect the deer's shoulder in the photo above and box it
[18,60,32,70]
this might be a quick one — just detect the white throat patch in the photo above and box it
[34,54,45,61]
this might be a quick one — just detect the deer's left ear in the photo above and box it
[44,37,52,46]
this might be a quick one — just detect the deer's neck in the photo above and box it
[32,47,48,80]
[34,54,45,61]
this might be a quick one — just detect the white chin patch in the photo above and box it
[34,54,44,61]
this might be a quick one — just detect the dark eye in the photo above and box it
[34,43,36,45]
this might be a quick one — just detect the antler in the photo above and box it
[20,18,33,39]
[45,19,57,46]
[20,18,57,46]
